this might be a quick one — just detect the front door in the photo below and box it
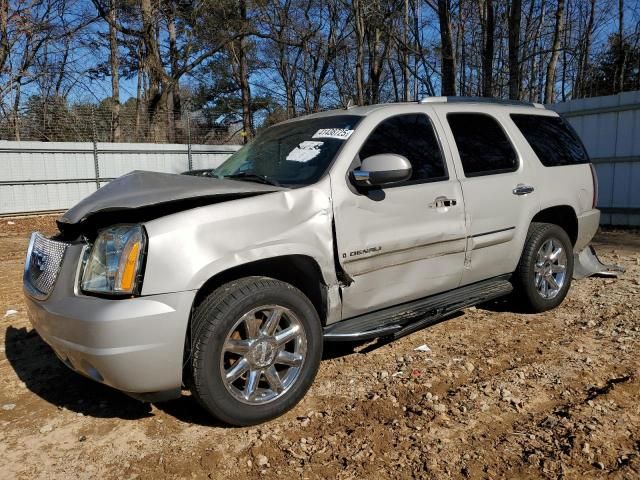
[331,109,467,319]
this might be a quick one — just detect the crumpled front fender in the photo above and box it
[141,177,338,296]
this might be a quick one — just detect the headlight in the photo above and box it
[81,224,146,296]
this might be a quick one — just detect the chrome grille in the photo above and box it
[24,232,68,299]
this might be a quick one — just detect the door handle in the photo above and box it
[513,184,535,196]
[430,196,457,208]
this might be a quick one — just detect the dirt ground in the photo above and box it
[0,215,638,480]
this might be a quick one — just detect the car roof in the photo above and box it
[283,97,552,124]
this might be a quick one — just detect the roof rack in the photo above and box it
[419,96,545,109]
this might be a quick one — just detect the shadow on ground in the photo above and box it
[5,325,289,428]
[478,294,532,314]
[322,310,466,359]
[5,326,154,420]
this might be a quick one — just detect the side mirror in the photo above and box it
[350,154,412,187]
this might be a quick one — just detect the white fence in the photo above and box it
[551,91,640,227]
[0,142,240,215]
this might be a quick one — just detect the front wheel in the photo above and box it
[189,277,322,426]
[513,222,574,313]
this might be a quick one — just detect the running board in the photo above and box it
[323,277,513,342]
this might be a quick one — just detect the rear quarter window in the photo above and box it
[510,114,590,167]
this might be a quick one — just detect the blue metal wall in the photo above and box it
[551,91,640,226]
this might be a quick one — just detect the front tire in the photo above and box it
[514,222,574,313]
[190,277,322,426]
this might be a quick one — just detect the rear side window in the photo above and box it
[511,114,590,166]
[359,114,447,183]
[447,113,518,177]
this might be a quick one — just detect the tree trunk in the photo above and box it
[55,38,70,97]
[403,0,410,101]
[437,0,456,96]
[167,3,181,143]
[135,38,143,142]
[11,30,34,142]
[616,0,625,93]
[561,6,569,101]
[480,0,494,97]
[457,0,465,94]
[0,0,11,72]
[108,0,121,142]
[353,0,365,105]
[0,0,9,73]
[413,0,420,99]
[508,0,522,99]
[12,80,21,141]
[544,0,564,104]
[238,0,252,144]
[140,0,168,142]
[575,0,595,98]
[389,55,400,102]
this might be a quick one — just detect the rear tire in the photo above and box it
[514,222,574,313]
[190,276,322,426]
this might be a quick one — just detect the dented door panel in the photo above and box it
[329,105,467,320]
[333,181,467,318]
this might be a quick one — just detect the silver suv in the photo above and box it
[24,98,600,425]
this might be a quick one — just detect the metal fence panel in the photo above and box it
[551,91,640,226]
[1,182,97,214]
[0,141,96,182]
[0,141,240,215]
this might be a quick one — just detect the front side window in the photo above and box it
[510,114,590,167]
[215,115,362,187]
[447,113,518,177]
[358,114,447,183]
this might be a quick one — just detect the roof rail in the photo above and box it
[419,96,545,109]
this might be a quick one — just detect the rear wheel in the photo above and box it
[514,222,574,312]
[190,277,322,426]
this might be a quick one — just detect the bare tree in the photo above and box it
[108,0,120,141]
[429,0,457,96]
[0,0,8,73]
[230,0,253,143]
[508,0,522,99]
[544,0,565,103]
[479,0,495,97]
[616,0,625,93]
[574,0,596,98]
[353,0,366,104]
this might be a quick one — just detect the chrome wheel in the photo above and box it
[534,238,567,299]
[220,305,307,405]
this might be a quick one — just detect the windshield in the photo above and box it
[215,115,362,187]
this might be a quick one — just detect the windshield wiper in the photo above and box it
[223,172,280,186]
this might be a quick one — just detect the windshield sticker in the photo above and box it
[312,128,354,140]
[286,141,324,163]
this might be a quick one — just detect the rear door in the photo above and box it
[331,108,467,319]
[434,107,541,285]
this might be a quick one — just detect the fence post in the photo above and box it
[91,106,100,189]
[187,105,193,171]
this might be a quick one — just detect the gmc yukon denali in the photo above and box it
[23,97,600,425]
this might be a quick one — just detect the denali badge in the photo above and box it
[342,246,382,259]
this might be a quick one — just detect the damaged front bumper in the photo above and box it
[24,241,195,401]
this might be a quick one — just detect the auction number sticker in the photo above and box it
[312,128,354,140]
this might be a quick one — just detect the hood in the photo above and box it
[58,170,284,231]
